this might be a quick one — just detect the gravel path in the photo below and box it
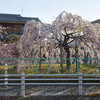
[0,85,100,96]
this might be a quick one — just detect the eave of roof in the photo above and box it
[0,13,41,23]
[0,20,25,24]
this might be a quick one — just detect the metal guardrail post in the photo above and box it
[21,73,25,97]
[79,72,82,95]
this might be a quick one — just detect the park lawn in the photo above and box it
[0,64,98,74]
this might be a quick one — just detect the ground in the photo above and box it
[1,95,100,100]
[0,63,98,74]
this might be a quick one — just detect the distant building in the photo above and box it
[0,13,40,40]
[92,19,100,24]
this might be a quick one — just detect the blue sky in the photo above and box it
[0,0,100,23]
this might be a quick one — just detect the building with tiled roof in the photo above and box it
[92,19,100,24]
[0,13,40,40]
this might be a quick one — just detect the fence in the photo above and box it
[0,73,100,96]
[0,58,100,96]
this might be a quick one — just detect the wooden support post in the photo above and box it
[21,73,25,97]
[79,72,82,95]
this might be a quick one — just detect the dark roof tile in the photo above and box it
[0,13,40,22]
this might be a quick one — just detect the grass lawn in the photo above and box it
[0,63,99,74]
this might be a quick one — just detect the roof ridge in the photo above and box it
[22,16,38,19]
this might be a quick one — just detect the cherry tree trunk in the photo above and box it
[39,59,41,70]
[75,40,78,71]
[64,45,71,69]
[75,47,78,72]
[39,46,41,70]
[66,48,71,69]
[60,46,63,72]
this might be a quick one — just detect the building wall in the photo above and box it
[0,22,24,35]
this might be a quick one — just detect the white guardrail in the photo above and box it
[0,73,100,97]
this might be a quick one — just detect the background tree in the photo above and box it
[0,42,19,66]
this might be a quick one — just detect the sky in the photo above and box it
[0,0,100,23]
